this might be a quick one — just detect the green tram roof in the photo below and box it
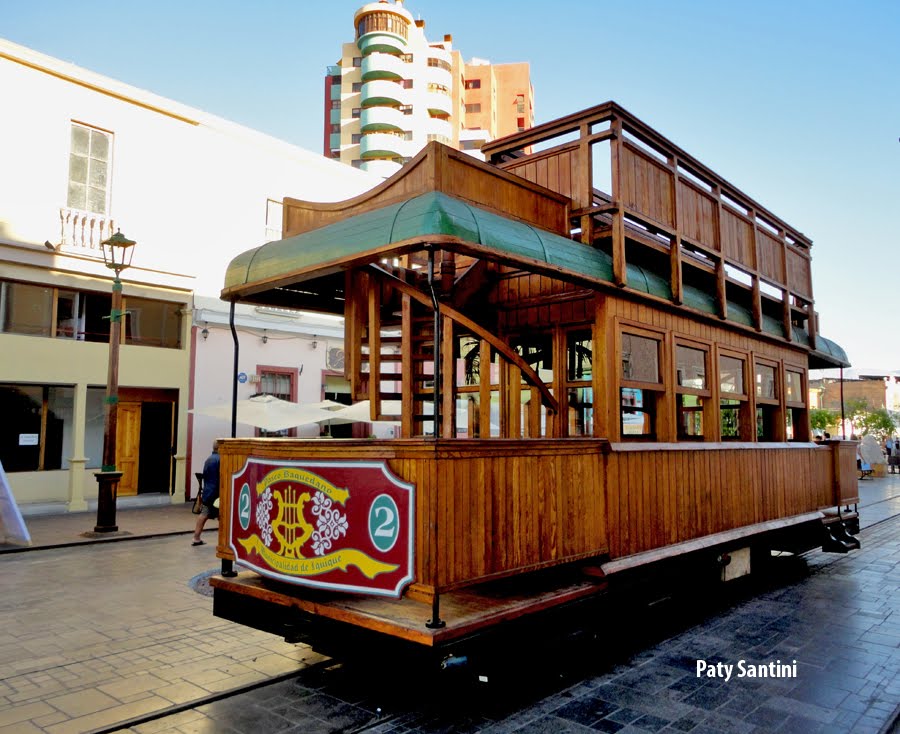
[223,191,849,369]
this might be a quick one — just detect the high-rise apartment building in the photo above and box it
[324,0,533,177]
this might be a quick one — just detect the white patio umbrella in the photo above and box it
[324,400,403,426]
[189,395,336,432]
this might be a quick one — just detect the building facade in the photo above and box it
[0,38,378,515]
[324,0,533,177]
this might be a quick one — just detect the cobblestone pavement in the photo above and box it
[123,515,900,734]
[1,480,897,734]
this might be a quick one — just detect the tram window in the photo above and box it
[720,399,742,439]
[566,330,592,381]
[756,363,777,399]
[785,370,804,403]
[567,387,593,437]
[678,395,704,439]
[512,334,553,383]
[621,388,655,438]
[456,335,481,386]
[676,346,706,389]
[621,334,659,383]
[757,405,778,441]
[719,355,745,395]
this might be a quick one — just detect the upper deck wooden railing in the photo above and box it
[482,102,816,349]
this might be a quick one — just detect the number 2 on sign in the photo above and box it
[369,494,399,552]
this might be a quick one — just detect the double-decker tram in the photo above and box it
[209,102,859,661]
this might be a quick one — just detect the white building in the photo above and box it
[0,38,378,515]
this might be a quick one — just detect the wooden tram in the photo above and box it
[210,102,859,658]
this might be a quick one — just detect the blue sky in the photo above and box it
[4,0,899,372]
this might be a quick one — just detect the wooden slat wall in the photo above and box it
[621,144,675,229]
[786,247,812,299]
[720,207,754,268]
[502,146,579,205]
[757,229,785,285]
[606,444,836,558]
[216,437,851,600]
[215,438,609,596]
[677,180,719,251]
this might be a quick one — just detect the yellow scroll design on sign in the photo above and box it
[256,468,349,504]
[237,535,398,579]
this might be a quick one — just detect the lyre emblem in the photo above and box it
[271,485,314,558]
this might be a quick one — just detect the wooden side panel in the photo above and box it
[757,230,785,285]
[502,146,579,204]
[620,144,675,229]
[677,180,719,252]
[215,438,609,596]
[606,444,837,559]
[786,247,812,299]
[721,208,755,268]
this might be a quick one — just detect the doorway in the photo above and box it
[138,401,174,494]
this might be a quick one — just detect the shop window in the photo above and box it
[123,297,182,349]
[0,384,74,472]
[1,281,52,336]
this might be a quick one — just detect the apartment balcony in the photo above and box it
[360,132,412,160]
[361,158,403,178]
[357,32,407,56]
[423,63,452,90]
[360,105,407,132]
[55,207,116,254]
[425,116,452,140]
[428,46,452,66]
[361,79,407,108]
[361,52,405,82]
[425,90,453,117]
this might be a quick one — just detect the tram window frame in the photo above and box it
[454,333,502,438]
[564,327,593,437]
[718,351,751,441]
[619,329,663,441]
[510,331,554,439]
[675,342,710,441]
[784,364,809,441]
[755,359,781,442]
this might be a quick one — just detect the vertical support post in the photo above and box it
[222,300,239,578]
[94,276,124,533]
[425,248,445,629]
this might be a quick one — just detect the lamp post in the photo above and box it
[93,229,136,533]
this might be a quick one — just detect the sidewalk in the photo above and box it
[1,501,217,554]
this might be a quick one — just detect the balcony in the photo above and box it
[361,158,403,178]
[425,90,452,117]
[360,132,412,160]
[360,105,407,133]
[56,207,116,253]
[425,116,452,140]
[357,32,407,56]
[361,52,406,82]
[361,79,406,108]
[424,63,452,90]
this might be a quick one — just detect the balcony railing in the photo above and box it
[58,207,116,252]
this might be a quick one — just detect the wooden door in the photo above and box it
[116,402,141,496]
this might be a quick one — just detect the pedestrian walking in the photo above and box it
[192,442,220,545]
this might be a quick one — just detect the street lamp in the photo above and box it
[93,229,136,533]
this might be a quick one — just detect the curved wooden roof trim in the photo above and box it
[281,141,571,240]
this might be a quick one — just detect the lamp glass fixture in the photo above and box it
[99,229,136,272]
